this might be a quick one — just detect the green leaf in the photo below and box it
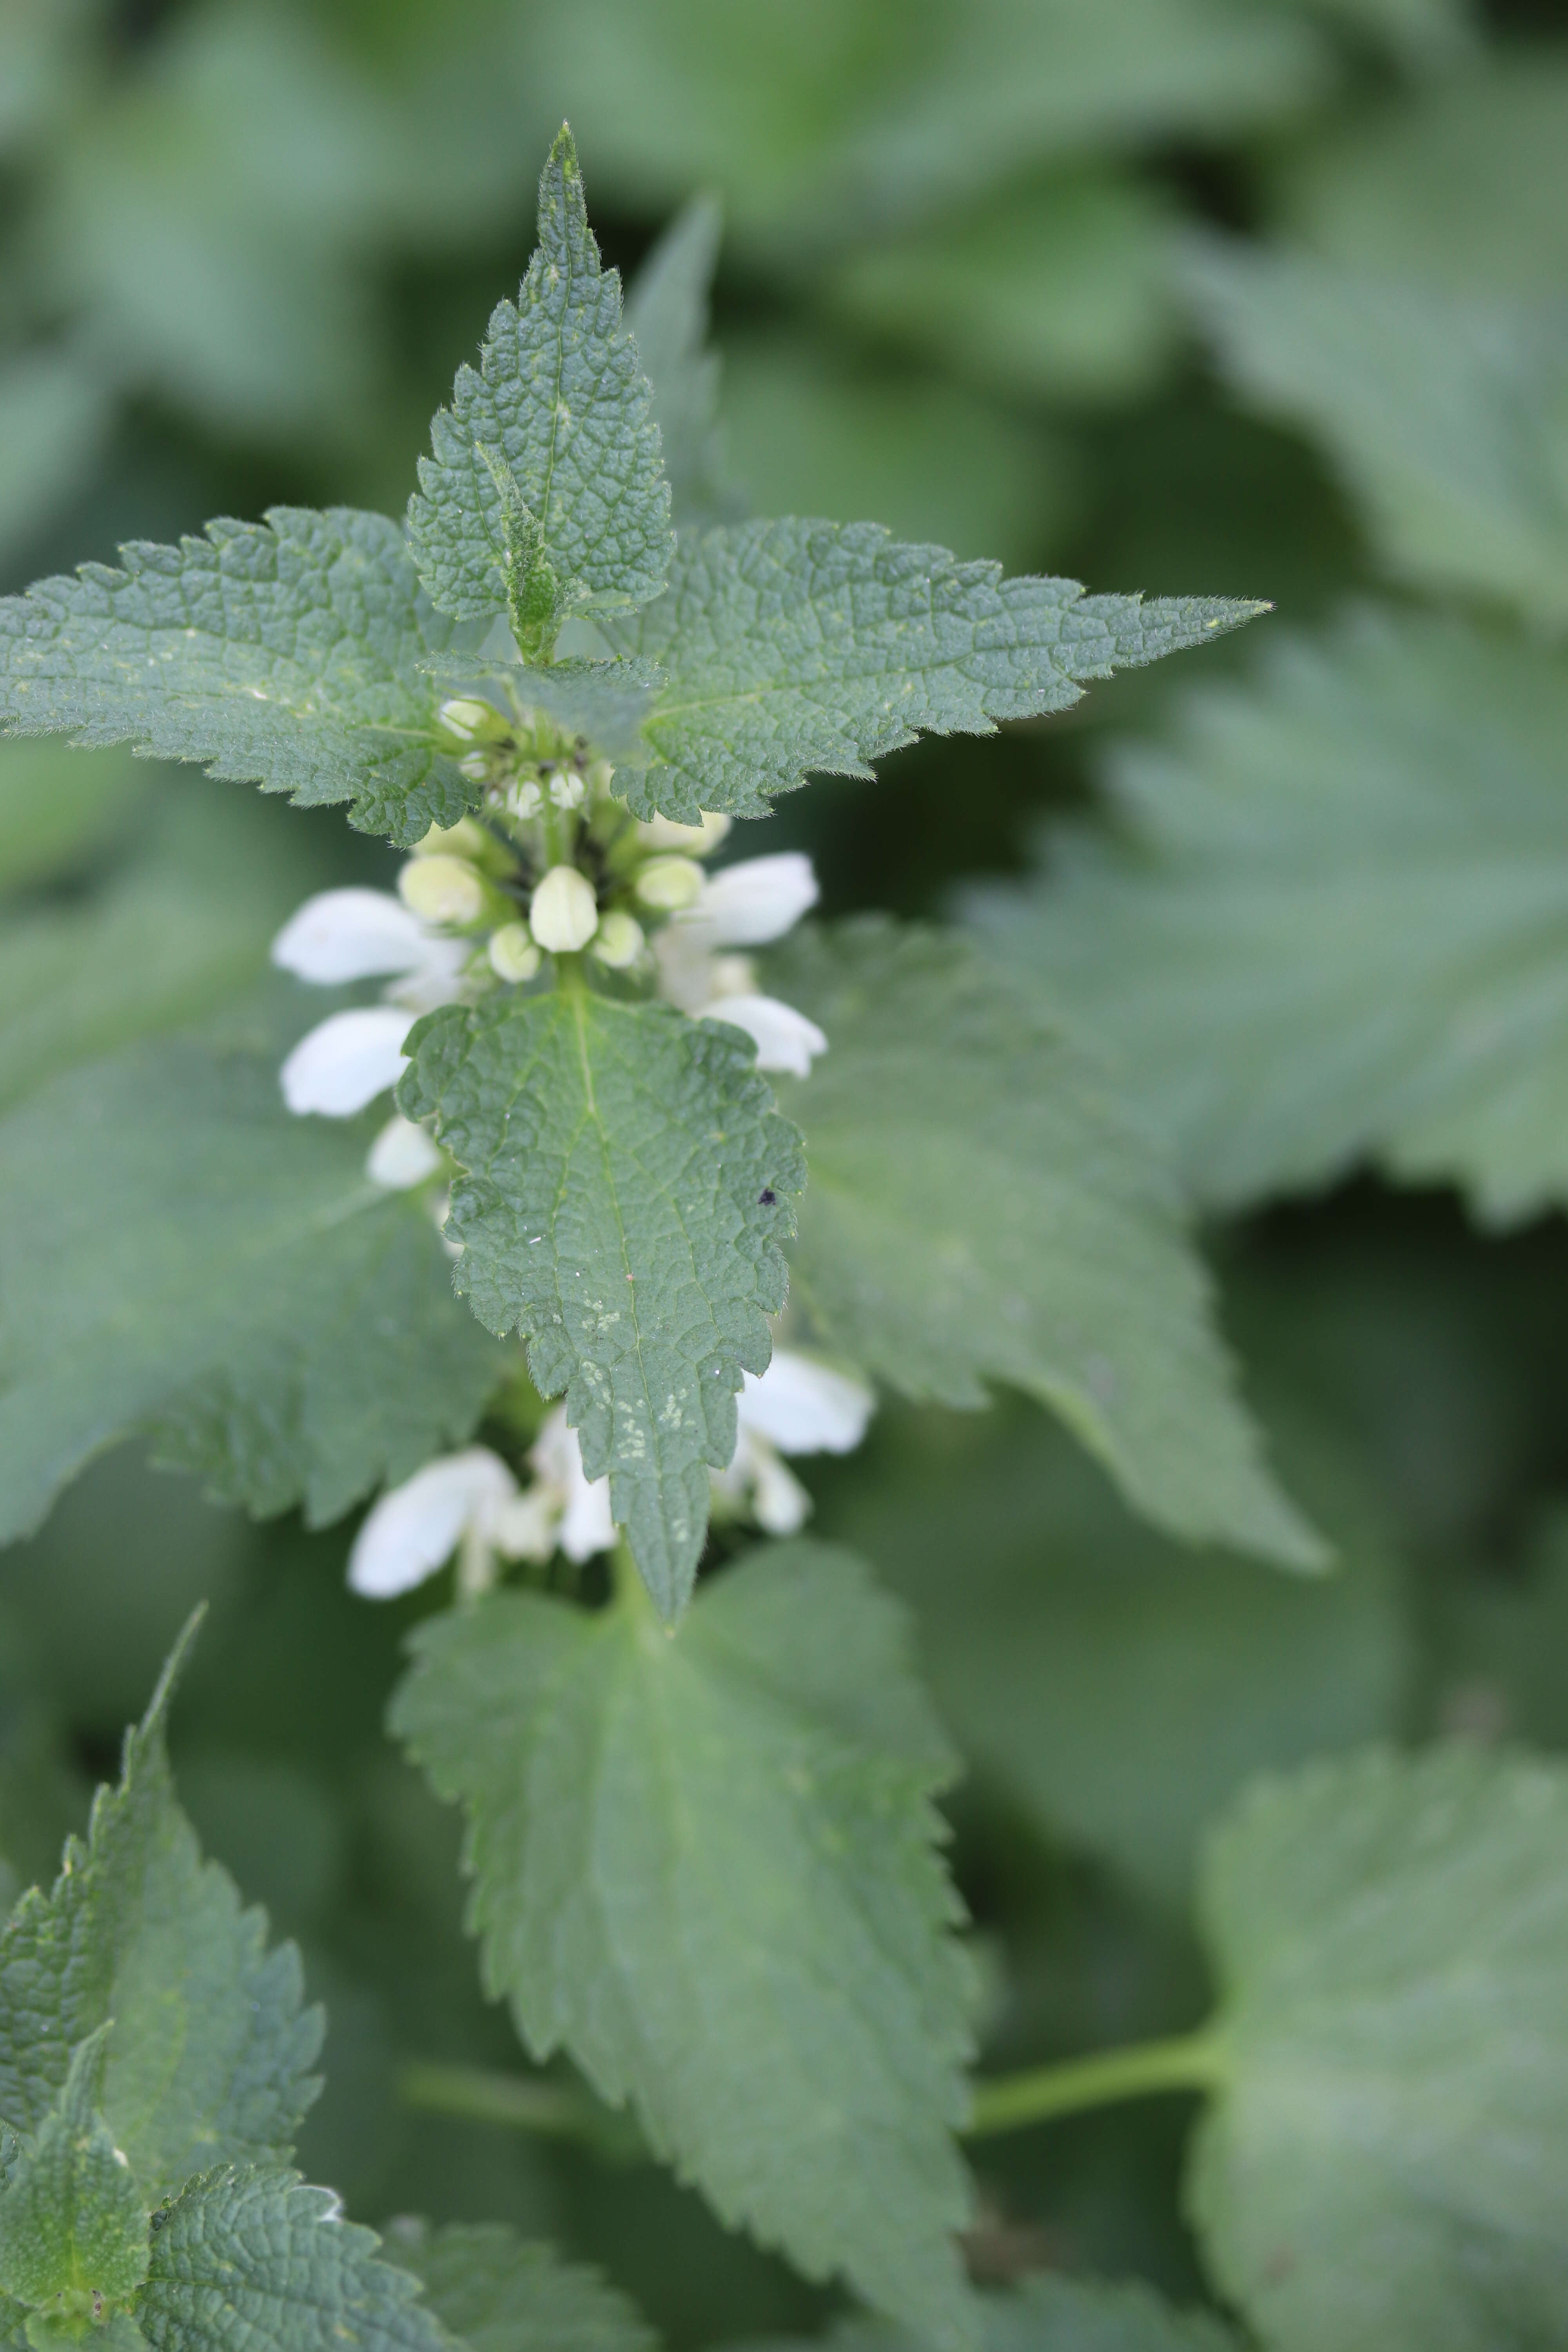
[419,655,663,765]
[0,2029,148,2309]
[771,921,1322,1568]
[398,989,803,1617]
[1190,1746,1568,2352]
[0,1620,321,2200]
[969,608,1568,1225]
[384,2221,655,2352]
[763,2272,1239,2352]
[1182,236,1568,629]
[609,518,1266,822]
[390,1543,977,2351]
[624,196,739,531]
[0,1014,505,1543]
[823,1392,1409,1910]
[407,126,672,636]
[137,2167,448,2352]
[826,171,1176,407]
[0,507,478,851]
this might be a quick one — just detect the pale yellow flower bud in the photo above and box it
[415,817,490,861]
[399,855,486,927]
[637,811,731,856]
[488,922,542,982]
[529,865,599,953]
[587,759,616,793]
[635,855,705,911]
[438,695,496,740]
[591,912,644,969]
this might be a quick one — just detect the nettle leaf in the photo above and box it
[970,608,1568,1226]
[771,922,1321,1568]
[827,1393,1409,1912]
[0,2028,149,2310]
[624,195,739,531]
[398,989,803,1618]
[608,517,1265,822]
[0,1620,321,2200]
[1183,236,1568,629]
[421,653,664,764]
[391,1543,977,2352]
[408,125,673,637]
[385,2221,655,2352]
[1191,1746,1568,2352]
[767,2272,1240,2352]
[0,1013,505,1544]
[0,506,476,850]
[138,2167,448,2352]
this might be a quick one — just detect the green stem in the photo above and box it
[397,2061,642,2159]
[966,2031,1224,2140]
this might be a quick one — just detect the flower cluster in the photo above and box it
[348,1348,874,1600]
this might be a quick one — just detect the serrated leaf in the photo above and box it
[1183,236,1568,629]
[419,655,663,764]
[391,1543,976,2350]
[385,2222,655,2352]
[760,2272,1240,2352]
[607,518,1264,822]
[969,608,1568,1225]
[136,2167,448,2352]
[624,196,740,530]
[826,1392,1409,1910]
[1189,1746,1568,2352]
[771,921,1321,1568]
[0,1014,505,1544]
[0,1622,320,2200]
[0,2029,148,2308]
[398,989,802,1617]
[408,126,672,635]
[0,506,479,850]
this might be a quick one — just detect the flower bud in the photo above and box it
[439,695,497,740]
[638,811,731,857]
[587,759,616,793]
[414,817,490,861]
[591,911,644,969]
[399,855,486,927]
[488,922,542,982]
[635,855,705,911]
[506,779,543,820]
[548,772,586,811]
[529,865,599,953]
[457,751,490,782]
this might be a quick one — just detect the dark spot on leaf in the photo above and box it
[759,1189,776,1205]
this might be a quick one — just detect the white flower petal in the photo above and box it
[698,993,827,1076]
[718,1427,813,1535]
[279,1008,414,1116]
[529,1406,617,1561]
[382,933,470,1013]
[737,1350,876,1455]
[681,852,818,947]
[366,1114,443,1189]
[348,1448,517,1599]
[271,889,432,984]
[490,1487,565,1564]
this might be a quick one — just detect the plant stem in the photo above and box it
[397,2060,642,2159]
[965,2031,1225,2140]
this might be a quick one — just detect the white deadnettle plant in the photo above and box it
[0,125,1337,2352]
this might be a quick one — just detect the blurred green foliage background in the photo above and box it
[3,0,1567,2336]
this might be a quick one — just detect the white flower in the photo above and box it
[700,993,827,1076]
[280,1008,414,1116]
[710,1349,875,1534]
[678,852,819,947]
[399,855,486,928]
[366,1113,444,1189]
[348,1446,526,1599]
[530,865,599,953]
[272,888,437,985]
[526,1407,617,1562]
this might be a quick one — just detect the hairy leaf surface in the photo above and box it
[0,2030,149,2308]
[386,2221,655,2352]
[0,507,475,849]
[408,127,672,630]
[138,2167,448,2352]
[1192,1746,1568,2352]
[391,1543,976,2350]
[1183,237,1568,628]
[771,922,1321,1567]
[609,519,1266,820]
[0,1016,503,1543]
[970,610,1568,1224]
[0,1624,320,2200]
[399,989,803,1617]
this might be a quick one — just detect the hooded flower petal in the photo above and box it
[348,1447,518,1599]
[711,1426,812,1535]
[366,1114,444,1189]
[680,852,819,947]
[271,889,434,984]
[737,1350,876,1455]
[699,993,827,1076]
[529,1406,617,1562]
[279,1007,415,1116]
